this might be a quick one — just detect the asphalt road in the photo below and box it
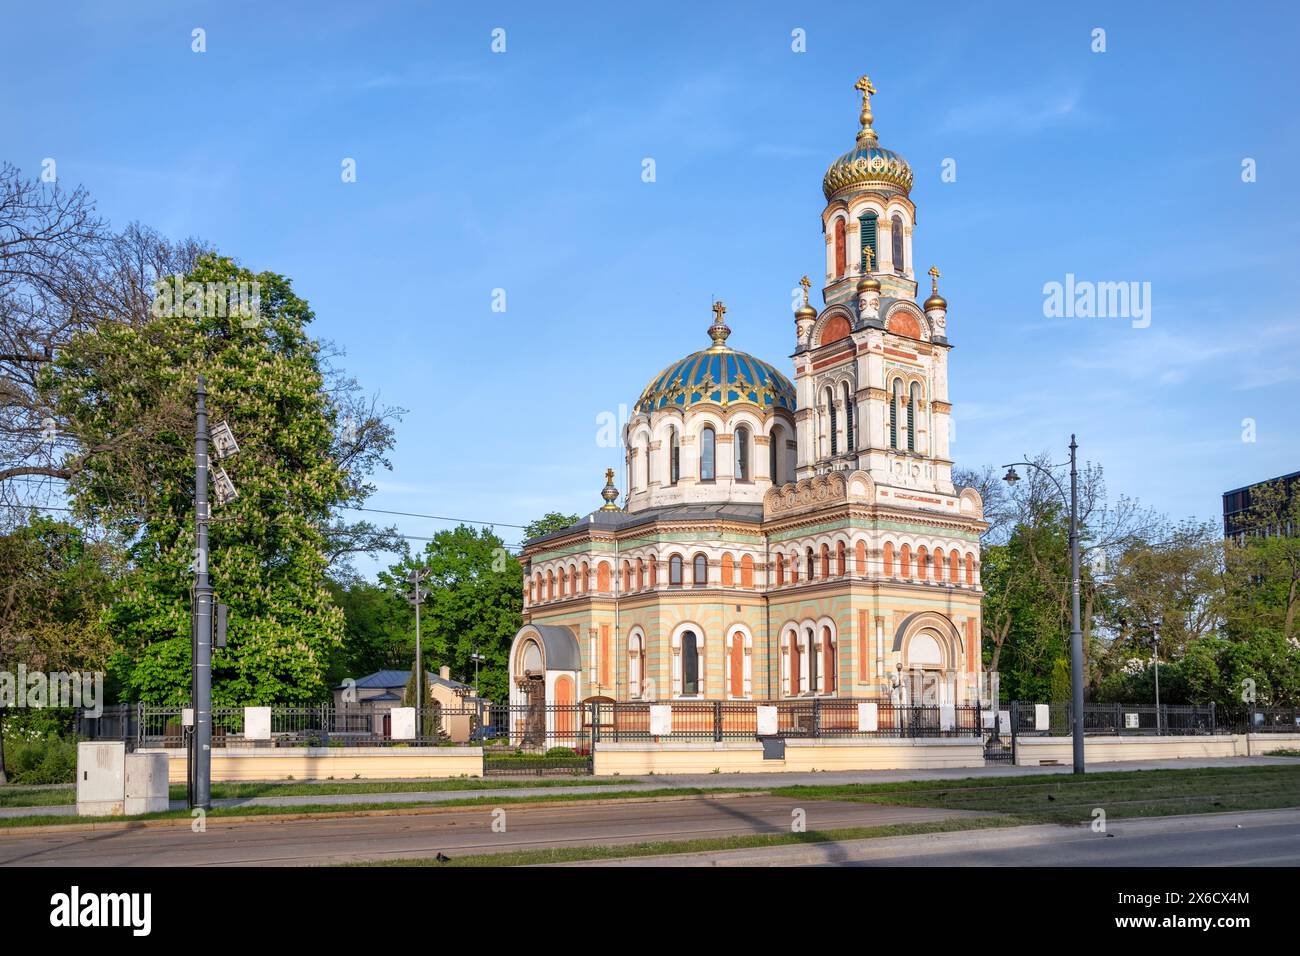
[0,795,977,867]
[577,808,1300,867]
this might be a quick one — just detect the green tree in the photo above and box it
[49,255,390,704]
[524,512,579,541]
[380,525,522,705]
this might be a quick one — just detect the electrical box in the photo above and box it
[124,752,170,815]
[77,742,126,817]
[214,603,228,648]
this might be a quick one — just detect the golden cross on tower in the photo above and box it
[928,265,941,294]
[854,74,878,143]
[798,275,811,305]
[862,246,875,272]
[711,300,727,323]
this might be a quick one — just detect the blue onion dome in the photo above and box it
[633,301,796,415]
[822,74,913,200]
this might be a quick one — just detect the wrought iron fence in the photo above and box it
[71,700,1300,753]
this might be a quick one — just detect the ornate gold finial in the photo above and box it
[862,246,875,273]
[798,275,811,306]
[854,74,878,144]
[599,467,620,510]
[924,265,947,311]
[707,299,731,349]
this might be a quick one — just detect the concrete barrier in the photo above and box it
[594,738,986,775]
[138,746,484,783]
[1012,734,1300,766]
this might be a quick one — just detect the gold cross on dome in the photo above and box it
[855,75,876,99]
[928,265,941,293]
[799,275,811,305]
[712,300,727,323]
[862,246,875,271]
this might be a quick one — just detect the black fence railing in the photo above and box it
[71,700,1300,752]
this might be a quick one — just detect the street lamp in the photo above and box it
[1002,435,1086,774]
[470,651,486,698]
[1152,621,1162,736]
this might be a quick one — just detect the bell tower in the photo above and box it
[792,74,955,496]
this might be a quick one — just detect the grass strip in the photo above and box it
[347,815,1023,867]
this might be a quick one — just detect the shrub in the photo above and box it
[5,734,78,785]
[544,747,577,758]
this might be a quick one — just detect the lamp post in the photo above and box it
[1002,435,1086,774]
[470,651,486,698]
[1152,621,1162,736]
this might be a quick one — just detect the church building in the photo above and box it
[508,75,987,716]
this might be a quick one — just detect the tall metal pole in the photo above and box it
[414,578,422,740]
[193,376,213,808]
[1068,435,1086,774]
[1153,628,1162,735]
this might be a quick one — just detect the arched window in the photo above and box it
[855,540,866,577]
[741,554,754,588]
[843,383,854,452]
[900,545,912,579]
[908,382,920,452]
[681,631,700,696]
[596,562,610,592]
[648,557,657,588]
[966,553,975,585]
[890,379,901,449]
[820,543,831,578]
[669,428,680,485]
[834,218,846,276]
[669,554,683,586]
[806,547,816,580]
[579,562,588,593]
[642,441,650,491]
[827,388,838,456]
[769,425,782,484]
[729,632,745,698]
[934,548,945,582]
[547,570,555,600]
[950,551,960,581]
[636,557,645,590]
[823,625,837,694]
[775,554,785,586]
[883,542,894,577]
[527,578,534,605]
[721,553,735,586]
[700,427,716,481]
[807,627,819,693]
[917,547,928,581]
[621,560,631,593]
[891,214,904,273]
[693,553,708,586]
[789,630,802,695]
[628,633,644,699]
[859,212,878,270]
[735,426,750,480]
[558,567,566,597]
[790,553,799,584]
[836,541,846,576]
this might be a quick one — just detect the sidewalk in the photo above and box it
[2,754,1294,820]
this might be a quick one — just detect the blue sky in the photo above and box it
[5,1,1298,577]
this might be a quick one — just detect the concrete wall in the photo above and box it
[1014,734,1300,766]
[593,738,984,775]
[140,746,483,783]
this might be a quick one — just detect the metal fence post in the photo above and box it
[714,701,723,742]
[813,698,822,739]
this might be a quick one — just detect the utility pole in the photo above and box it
[192,376,213,809]
[406,568,429,739]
